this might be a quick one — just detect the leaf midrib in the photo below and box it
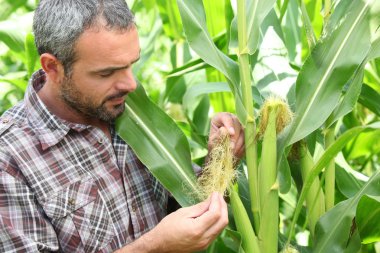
[179,1,235,84]
[124,102,198,191]
[316,169,380,252]
[291,1,371,144]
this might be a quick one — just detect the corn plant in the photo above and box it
[117,0,380,252]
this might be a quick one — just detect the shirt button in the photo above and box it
[131,203,137,212]
[97,138,104,144]
[68,198,75,206]
[2,118,9,124]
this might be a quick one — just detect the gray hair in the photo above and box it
[33,0,135,75]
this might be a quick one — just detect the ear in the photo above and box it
[40,53,65,83]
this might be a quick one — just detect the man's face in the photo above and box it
[59,25,140,122]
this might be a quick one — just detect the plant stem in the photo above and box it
[299,142,325,238]
[237,0,260,233]
[230,184,261,253]
[258,106,279,253]
[325,126,335,210]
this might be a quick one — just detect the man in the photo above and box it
[0,0,245,252]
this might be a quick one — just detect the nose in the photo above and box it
[115,68,137,92]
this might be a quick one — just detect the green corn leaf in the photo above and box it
[167,58,209,78]
[183,82,230,117]
[358,83,380,117]
[298,0,317,49]
[183,82,262,118]
[244,0,277,55]
[327,66,365,128]
[206,229,245,253]
[345,129,380,160]
[156,0,183,40]
[282,0,302,64]
[368,36,380,60]
[287,122,380,245]
[25,33,39,78]
[280,0,373,149]
[0,0,27,21]
[335,164,366,199]
[176,0,247,124]
[116,84,199,207]
[0,20,25,52]
[176,0,239,85]
[313,171,380,252]
[356,195,380,244]
[203,0,226,38]
[0,71,28,91]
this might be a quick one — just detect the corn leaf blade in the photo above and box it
[313,171,380,252]
[356,195,380,244]
[288,122,380,244]
[245,0,277,55]
[176,0,246,124]
[116,84,199,207]
[280,0,373,148]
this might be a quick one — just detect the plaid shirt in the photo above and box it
[0,70,168,252]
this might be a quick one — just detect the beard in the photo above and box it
[59,76,127,123]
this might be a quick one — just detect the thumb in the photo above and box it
[181,196,212,218]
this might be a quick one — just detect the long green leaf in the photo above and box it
[0,20,25,52]
[25,33,39,78]
[116,84,199,207]
[176,0,247,124]
[203,0,226,38]
[206,229,245,253]
[345,129,380,160]
[183,82,230,116]
[156,0,183,40]
[313,171,380,252]
[327,66,365,128]
[0,0,27,20]
[176,0,239,85]
[358,83,380,117]
[335,154,367,198]
[280,0,373,149]
[369,36,380,60]
[245,0,277,54]
[287,122,380,244]
[282,0,302,64]
[356,195,380,244]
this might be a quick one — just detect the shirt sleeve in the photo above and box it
[0,157,60,252]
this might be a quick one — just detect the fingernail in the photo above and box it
[230,142,235,150]
[229,127,235,135]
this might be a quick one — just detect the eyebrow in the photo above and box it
[91,55,141,74]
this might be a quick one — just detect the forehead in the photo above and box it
[74,25,140,68]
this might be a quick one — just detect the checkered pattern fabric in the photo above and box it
[0,70,168,252]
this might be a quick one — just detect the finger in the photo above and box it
[203,194,229,239]
[208,127,228,150]
[211,113,235,136]
[230,114,241,139]
[195,192,223,229]
[181,195,212,218]
[234,128,245,158]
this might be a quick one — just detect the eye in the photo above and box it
[99,71,114,77]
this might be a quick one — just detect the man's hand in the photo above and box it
[118,192,228,253]
[209,112,245,158]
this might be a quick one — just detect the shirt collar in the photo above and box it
[25,70,91,150]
